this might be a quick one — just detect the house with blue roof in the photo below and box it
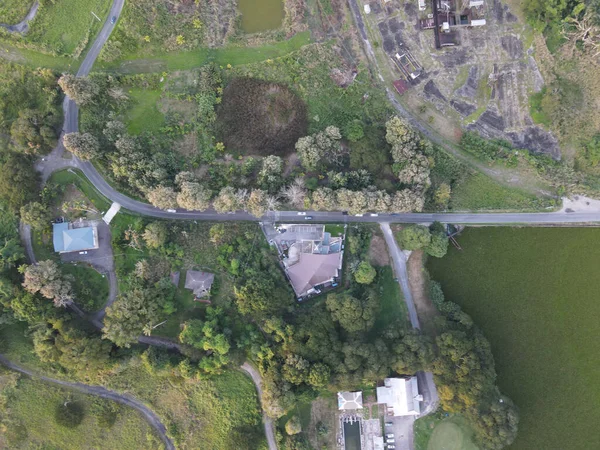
[53,222,99,254]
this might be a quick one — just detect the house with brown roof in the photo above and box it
[184,270,214,299]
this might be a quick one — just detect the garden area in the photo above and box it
[414,413,479,450]
[428,227,600,450]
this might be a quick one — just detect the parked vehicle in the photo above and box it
[387,445,395,449]
[370,213,379,217]
[386,434,395,439]
[111,16,116,24]
[304,216,313,220]
[78,251,87,255]
[297,212,306,215]
[386,439,395,444]
[385,422,393,427]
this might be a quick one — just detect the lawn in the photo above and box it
[324,223,345,237]
[414,413,479,450]
[24,0,112,56]
[48,169,112,214]
[450,173,554,211]
[126,88,165,134]
[427,227,600,450]
[0,367,163,449]
[373,266,407,331]
[61,263,109,313]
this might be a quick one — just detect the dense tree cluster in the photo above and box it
[431,281,519,450]
[397,223,449,258]
[296,126,344,171]
[21,260,74,308]
[386,116,431,189]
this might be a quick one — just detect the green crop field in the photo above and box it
[427,227,600,450]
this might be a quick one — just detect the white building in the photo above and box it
[337,391,363,411]
[376,377,423,416]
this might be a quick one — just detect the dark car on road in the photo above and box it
[111,16,116,24]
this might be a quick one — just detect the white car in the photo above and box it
[297,212,306,216]
[79,251,87,255]
[386,439,395,444]
[370,213,379,217]
[355,213,364,217]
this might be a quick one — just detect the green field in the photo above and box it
[415,414,479,450]
[427,227,600,450]
[0,367,162,449]
[450,173,554,211]
[126,88,165,134]
[61,263,109,312]
[24,0,111,56]
[0,0,32,23]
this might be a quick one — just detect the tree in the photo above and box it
[281,178,307,209]
[176,182,211,211]
[63,132,99,160]
[285,416,302,435]
[398,225,431,250]
[20,202,52,231]
[21,260,73,307]
[434,183,451,209]
[311,188,336,211]
[147,186,178,210]
[326,292,378,333]
[235,276,280,320]
[344,120,364,142]
[308,363,331,387]
[354,261,376,284]
[259,155,283,190]
[10,109,57,154]
[58,74,99,105]
[390,189,425,213]
[0,153,39,211]
[213,187,247,213]
[143,222,168,249]
[296,126,343,171]
[282,354,310,385]
[103,120,126,144]
[54,401,85,428]
[103,281,176,347]
[425,232,448,258]
[246,189,271,218]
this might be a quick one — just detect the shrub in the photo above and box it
[285,415,302,435]
[54,401,85,428]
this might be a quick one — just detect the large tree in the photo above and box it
[325,292,378,333]
[143,222,168,249]
[354,261,377,284]
[176,181,211,211]
[0,153,39,211]
[58,74,99,106]
[63,132,100,160]
[21,260,74,307]
[147,186,178,210]
[398,225,431,251]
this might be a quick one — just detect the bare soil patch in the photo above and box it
[406,250,439,335]
[369,234,390,266]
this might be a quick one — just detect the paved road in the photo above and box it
[241,362,278,450]
[19,223,37,264]
[380,223,439,418]
[0,354,175,450]
[0,1,39,33]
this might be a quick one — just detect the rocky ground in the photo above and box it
[366,0,560,159]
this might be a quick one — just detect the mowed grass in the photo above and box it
[450,173,554,211]
[126,88,164,134]
[26,0,112,56]
[427,227,600,450]
[0,368,162,449]
[414,414,479,450]
[61,263,109,312]
[373,265,407,331]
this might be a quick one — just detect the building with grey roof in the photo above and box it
[53,222,99,254]
[337,391,364,410]
[184,270,215,299]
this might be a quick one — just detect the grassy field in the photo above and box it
[126,88,165,134]
[0,366,162,449]
[48,169,112,213]
[23,0,111,56]
[373,266,407,331]
[414,414,479,450]
[427,227,600,450]
[61,263,109,312]
[0,323,267,449]
[98,31,312,73]
[450,173,555,211]
[0,0,32,23]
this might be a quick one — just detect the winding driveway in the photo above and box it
[0,354,175,450]
[241,363,278,450]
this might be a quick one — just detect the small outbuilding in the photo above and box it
[337,391,364,411]
[184,270,215,299]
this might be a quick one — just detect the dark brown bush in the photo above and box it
[217,78,308,156]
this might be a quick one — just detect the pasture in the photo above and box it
[427,227,600,450]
